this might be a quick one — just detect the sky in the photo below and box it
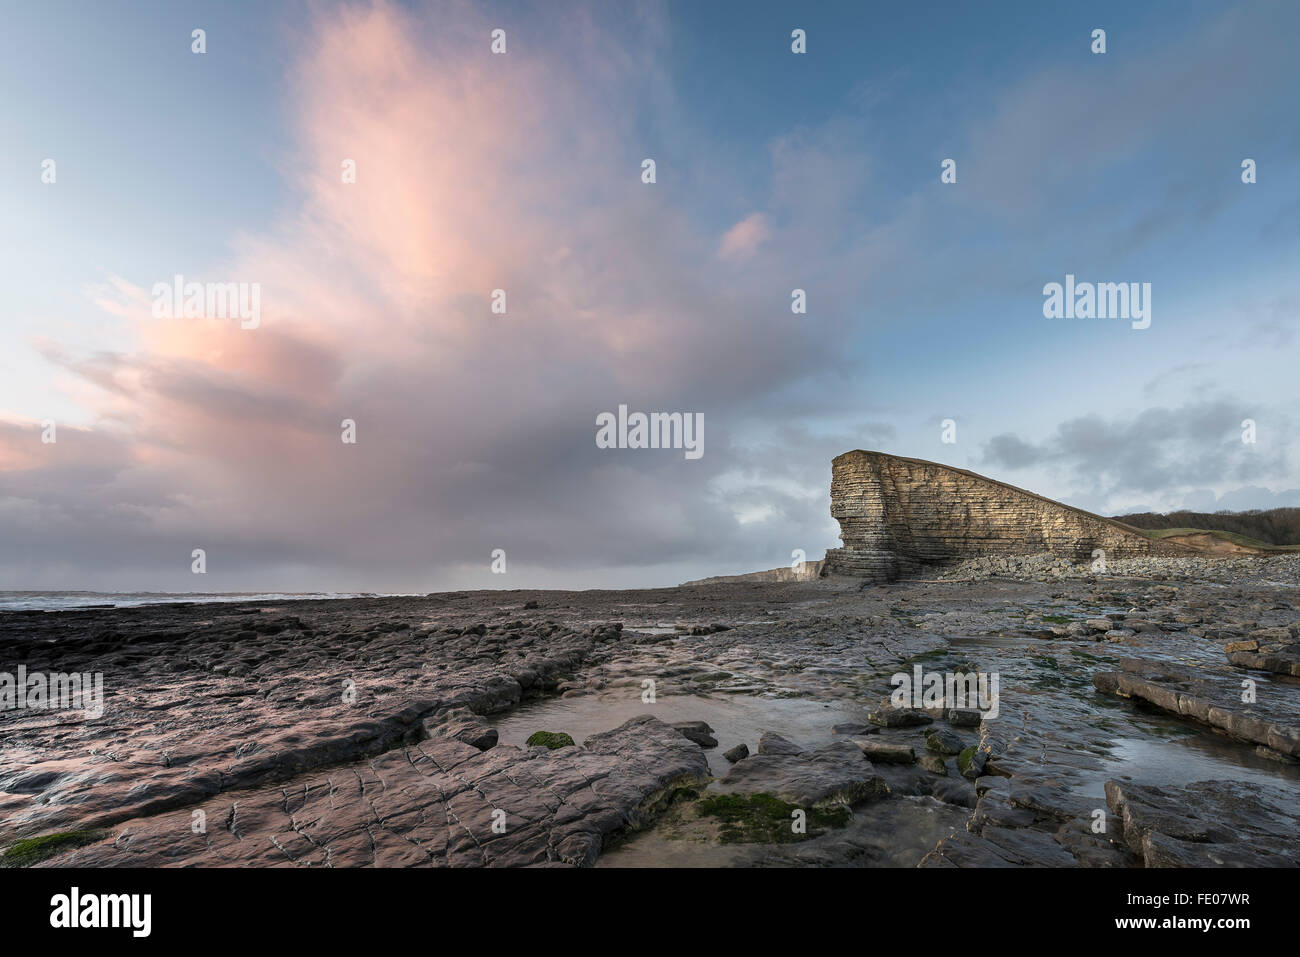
[1,0,1297,592]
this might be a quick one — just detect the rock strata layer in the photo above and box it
[1094,659,1300,758]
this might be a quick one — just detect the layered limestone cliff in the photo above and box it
[823,450,1190,581]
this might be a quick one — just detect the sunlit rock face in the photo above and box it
[822,450,1183,582]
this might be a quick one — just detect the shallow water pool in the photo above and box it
[488,692,866,777]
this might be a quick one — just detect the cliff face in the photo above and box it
[682,560,824,587]
[822,450,1187,581]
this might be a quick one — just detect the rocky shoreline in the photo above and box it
[2,557,1297,867]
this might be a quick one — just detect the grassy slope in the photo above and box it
[1133,527,1300,553]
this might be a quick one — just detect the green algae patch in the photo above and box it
[1,830,108,868]
[901,647,949,666]
[526,731,575,749]
[957,746,978,775]
[696,793,850,844]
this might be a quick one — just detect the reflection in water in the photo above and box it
[598,794,969,868]
[489,692,865,777]
[1076,730,1300,799]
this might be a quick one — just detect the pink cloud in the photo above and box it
[1,0,840,590]
[717,212,771,262]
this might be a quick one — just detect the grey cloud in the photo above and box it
[980,398,1294,503]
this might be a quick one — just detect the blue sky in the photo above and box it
[1,0,1297,591]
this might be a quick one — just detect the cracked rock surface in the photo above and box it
[43,715,709,868]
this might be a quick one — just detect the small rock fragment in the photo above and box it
[672,721,718,748]
[723,743,750,763]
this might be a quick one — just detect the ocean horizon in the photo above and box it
[0,591,393,612]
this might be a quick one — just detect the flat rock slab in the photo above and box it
[1094,658,1300,758]
[1105,779,1300,867]
[39,716,708,868]
[714,739,888,808]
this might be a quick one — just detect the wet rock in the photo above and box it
[756,732,803,756]
[943,708,983,727]
[925,728,967,755]
[850,739,915,764]
[1094,659,1300,757]
[452,725,499,752]
[928,778,975,807]
[921,826,1077,867]
[723,743,750,763]
[867,705,933,728]
[1105,779,1300,867]
[715,740,889,808]
[1255,745,1299,765]
[671,721,718,748]
[919,754,948,775]
[831,723,874,736]
[957,746,987,779]
[924,775,1125,868]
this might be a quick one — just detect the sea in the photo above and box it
[0,591,390,612]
